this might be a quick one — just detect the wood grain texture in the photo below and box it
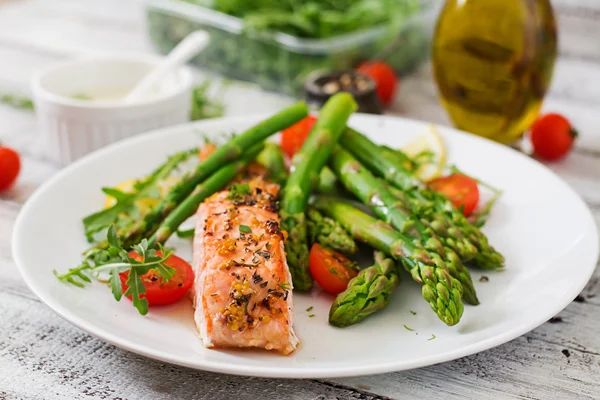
[1,0,599,399]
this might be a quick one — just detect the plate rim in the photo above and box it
[12,113,600,378]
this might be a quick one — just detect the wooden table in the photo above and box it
[1,1,599,399]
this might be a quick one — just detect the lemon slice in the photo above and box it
[104,176,179,211]
[402,124,447,182]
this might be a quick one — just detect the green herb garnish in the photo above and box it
[239,225,252,234]
[277,282,291,291]
[449,165,503,228]
[54,225,174,315]
[427,334,436,341]
[306,306,313,312]
[403,324,414,332]
[190,81,225,121]
[71,93,92,101]
[0,93,34,111]
[227,183,251,200]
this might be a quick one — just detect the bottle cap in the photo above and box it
[303,70,382,114]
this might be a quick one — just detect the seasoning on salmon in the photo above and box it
[191,174,299,354]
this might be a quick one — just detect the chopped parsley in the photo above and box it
[306,306,314,312]
[308,314,316,318]
[239,225,252,233]
[410,310,417,315]
[227,183,251,200]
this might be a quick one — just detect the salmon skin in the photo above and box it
[192,173,299,354]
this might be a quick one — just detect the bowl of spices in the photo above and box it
[303,70,382,114]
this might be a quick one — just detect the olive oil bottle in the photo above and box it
[432,0,557,144]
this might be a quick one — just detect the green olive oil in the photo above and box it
[432,0,557,143]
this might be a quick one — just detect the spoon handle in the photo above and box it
[123,30,209,103]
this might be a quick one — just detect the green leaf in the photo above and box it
[53,261,92,288]
[107,225,120,248]
[239,224,252,233]
[277,282,291,291]
[82,149,196,238]
[101,187,131,202]
[110,268,123,301]
[154,264,176,282]
[123,268,149,316]
[132,238,149,259]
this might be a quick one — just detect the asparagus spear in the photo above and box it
[255,142,348,196]
[328,146,478,304]
[316,166,353,198]
[329,251,399,327]
[148,145,264,246]
[340,128,504,270]
[256,142,288,186]
[255,142,358,255]
[280,93,357,291]
[306,207,357,255]
[120,101,309,246]
[312,195,464,326]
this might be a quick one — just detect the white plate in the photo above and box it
[12,114,598,378]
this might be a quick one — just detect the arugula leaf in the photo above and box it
[56,225,176,315]
[107,225,120,248]
[154,264,176,282]
[82,149,196,240]
[132,238,149,259]
[53,261,92,288]
[110,268,123,301]
[101,187,131,202]
[123,268,149,315]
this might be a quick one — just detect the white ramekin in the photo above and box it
[31,54,194,166]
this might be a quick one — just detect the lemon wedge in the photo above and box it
[402,124,447,182]
[104,176,179,211]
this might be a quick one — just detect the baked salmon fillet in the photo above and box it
[192,174,299,354]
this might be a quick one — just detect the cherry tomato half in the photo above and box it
[530,113,577,161]
[0,146,21,191]
[120,251,194,306]
[429,174,480,216]
[309,243,358,295]
[280,115,317,159]
[357,61,398,107]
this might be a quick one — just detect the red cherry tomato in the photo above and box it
[198,142,217,162]
[530,113,577,161]
[280,115,317,159]
[309,243,358,295]
[120,251,194,306]
[0,146,21,191]
[429,174,480,216]
[357,61,398,107]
